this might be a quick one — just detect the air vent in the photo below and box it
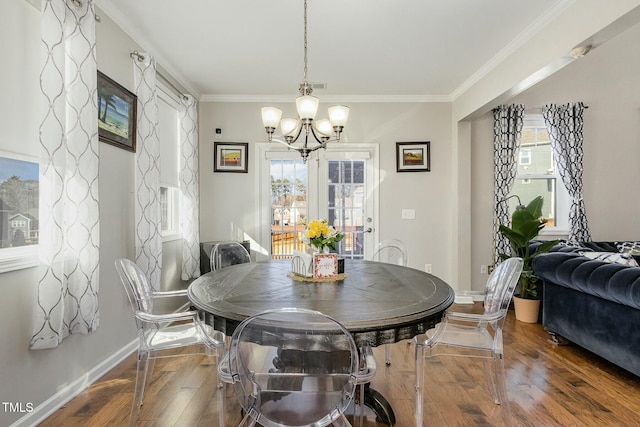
[311,82,327,90]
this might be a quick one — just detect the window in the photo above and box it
[0,153,39,272]
[519,149,531,165]
[507,115,569,233]
[160,186,180,236]
[157,83,181,240]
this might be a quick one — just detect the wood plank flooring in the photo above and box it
[39,304,640,427]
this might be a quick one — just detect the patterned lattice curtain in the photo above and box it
[180,95,200,280]
[492,104,525,264]
[542,103,591,244]
[31,0,100,349]
[133,53,162,289]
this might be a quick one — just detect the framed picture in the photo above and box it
[396,141,430,172]
[97,71,137,152]
[214,142,248,173]
[313,253,338,279]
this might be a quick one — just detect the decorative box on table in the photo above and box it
[290,250,346,282]
[313,253,338,279]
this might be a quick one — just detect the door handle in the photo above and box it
[365,227,374,233]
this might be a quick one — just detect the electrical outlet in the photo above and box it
[425,264,432,273]
[480,265,488,274]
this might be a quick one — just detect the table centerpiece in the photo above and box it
[290,219,346,281]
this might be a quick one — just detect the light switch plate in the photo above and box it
[401,209,416,220]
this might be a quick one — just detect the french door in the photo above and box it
[259,143,379,260]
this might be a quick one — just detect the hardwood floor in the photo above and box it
[39,305,640,427]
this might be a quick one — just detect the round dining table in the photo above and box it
[187,258,454,425]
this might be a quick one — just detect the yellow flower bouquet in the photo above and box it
[302,219,344,253]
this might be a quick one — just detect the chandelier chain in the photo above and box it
[303,0,308,83]
[260,0,349,162]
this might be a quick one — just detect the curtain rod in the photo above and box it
[157,72,190,102]
[129,51,189,101]
[525,104,589,113]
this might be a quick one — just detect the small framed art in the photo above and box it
[396,141,430,172]
[313,253,338,279]
[214,142,248,173]
[97,71,137,152]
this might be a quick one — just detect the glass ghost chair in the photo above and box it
[413,257,523,425]
[372,239,407,267]
[210,241,251,271]
[218,307,377,427]
[372,239,408,365]
[115,258,226,427]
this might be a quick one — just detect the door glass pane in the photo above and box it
[270,159,307,259]
[328,160,365,259]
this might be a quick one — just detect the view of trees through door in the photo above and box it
[326,160,365,259]
[270,159,308,259]
[269,156,369,260]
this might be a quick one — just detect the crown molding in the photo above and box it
[94,0,201,99]
[450,0,575,101]
[200,94,452,103]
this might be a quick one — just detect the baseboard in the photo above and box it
[10,339,137,427]
[455,290,485,303]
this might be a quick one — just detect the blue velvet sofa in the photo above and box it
[531,242,640,378]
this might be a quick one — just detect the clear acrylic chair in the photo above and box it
[372,239,407,364]
[210,241,251,271]
[115,258,226,427]
[413,257,523,425]
[372,239,407,266]
[218,307,376,427]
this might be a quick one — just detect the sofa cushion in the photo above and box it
[615,241,640,254]
[532,252,640,309]
[578,251,639,267]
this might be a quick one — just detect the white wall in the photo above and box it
[198,101,455,280]
[0,2,187,426]
[469,21,640,291]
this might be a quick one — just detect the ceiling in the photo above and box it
[96,0,568,101]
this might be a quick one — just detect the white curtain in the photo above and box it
[492,104,525,264]
[133,53,162,289]
[542,103,591,244]
[31,0,100,350]
[180,95,200,280]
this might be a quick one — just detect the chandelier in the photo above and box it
[260,0,350,162]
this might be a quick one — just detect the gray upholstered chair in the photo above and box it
[210,241,251,271]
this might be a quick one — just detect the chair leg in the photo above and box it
[217,382,226,427]
[414,343,425,427]
[484,351,506,405]
[357,383,365,427]
[130,350,153,427]
[385,343,392,365]
[333,410,352,427]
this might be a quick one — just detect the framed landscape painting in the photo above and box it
[396,141,430,172]
[97,71,137,152]
[214,142,248,173]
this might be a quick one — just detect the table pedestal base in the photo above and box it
[353,383,395,425]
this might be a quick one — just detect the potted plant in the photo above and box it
[498,196,558,323]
